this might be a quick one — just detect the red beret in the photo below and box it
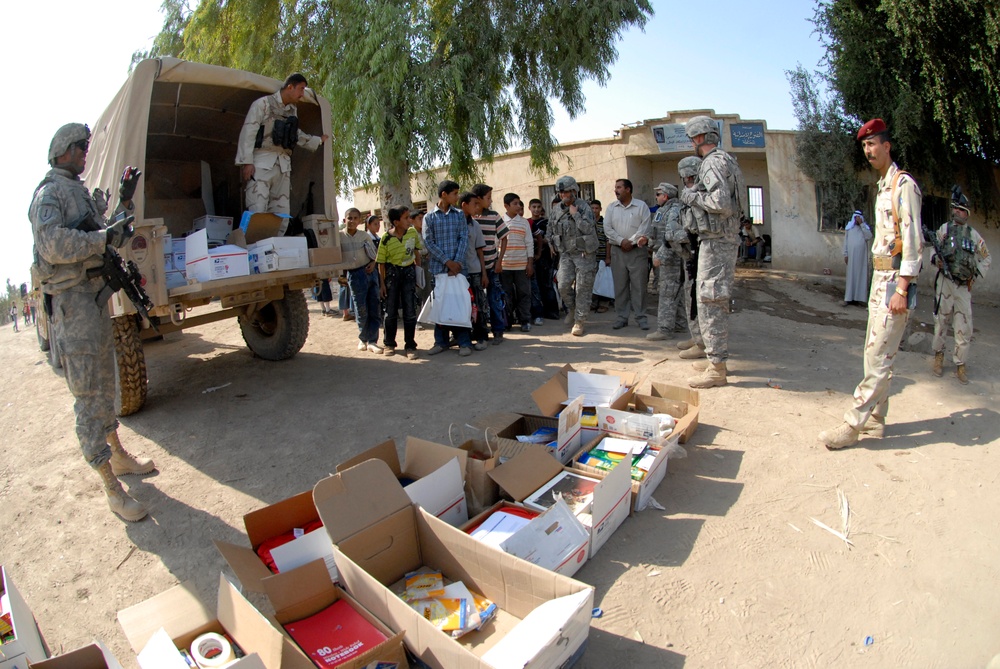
[857,118,887,141]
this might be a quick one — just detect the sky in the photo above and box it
[1,0,827,290]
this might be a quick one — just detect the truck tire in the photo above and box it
[36,316,49,352]
[239,288,309,360]
[113,315,147,416]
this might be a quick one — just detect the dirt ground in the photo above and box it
[1,267,998,669]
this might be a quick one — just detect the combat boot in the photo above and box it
[860,415,885,439]
[691,360,710,372]
[818,423,859,450]
[646,329,673,341]
[97,461,147,522]
[688,361,727,388]
[956,364,969,385]
[678,344,707,360]
[932,351,944,377]
[676,338,698,350]
[571,323,585,337]
[108,430,155,476]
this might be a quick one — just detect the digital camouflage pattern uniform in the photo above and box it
[844,163,922,431]
[649,196,689,334]
[678,157,705,345]
[932,219,990,366]
[236,91,323,215]
[679,147,744,365]
[29,167,118,469]
[548,192,599,325]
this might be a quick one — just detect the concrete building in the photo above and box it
[353,109,1000,301]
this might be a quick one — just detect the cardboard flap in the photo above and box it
[314,459,411,545]
[262,559,339,623]
[28,642,124,669]
[481,589,593,669]
[403,437,469,481]
[531,364,573,416]
[335,440,402,477]
[402,457,466,523]
[242,490,319,548]
[216,574,285,669]
[489,449,564,502]
[213,540,275,594]
[240,212,289,244]
[118,581,213,653]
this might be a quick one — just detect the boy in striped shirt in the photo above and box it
[500,193,535,332]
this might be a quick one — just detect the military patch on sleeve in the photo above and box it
[38,204,56,223]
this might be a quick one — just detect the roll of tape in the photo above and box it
[190,632,236,668]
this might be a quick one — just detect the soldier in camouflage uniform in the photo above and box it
[676,156,705,352]
[931,188,991,384]
[547,176,599,336]
[647,182,690,341]
[29,123,155,522]
[819,119,923,450]
[236,73,328,216]
[678,117,745,388]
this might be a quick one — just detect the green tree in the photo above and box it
[141,0,653,209]
[813,0,1000,222]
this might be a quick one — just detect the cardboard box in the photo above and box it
[28,642,123,669]
[313,460,594,669]
[308,246,342,267]
[489,446,631,560]
[0,566,47,669]
[193,215,234,244]
[337,438,469,527]
[239,212,292,244]
[451,436,500,517]
[186,230,249,282]
[531,364,636,417]
[214,489,334,594]
[118,575,292,669]
[570,428,674,514]
[634,382,700,444]
[249,237,309,274]
[493,396,586,465]
[302,215,336,249]
[261,560,408,669]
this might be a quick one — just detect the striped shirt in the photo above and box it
[474,209,509,271]
[500,214,534,271]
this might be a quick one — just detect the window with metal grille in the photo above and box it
[748,186,764,225]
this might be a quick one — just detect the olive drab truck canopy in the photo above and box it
[67,58,347,416]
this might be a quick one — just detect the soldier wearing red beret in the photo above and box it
[819,118,923,450]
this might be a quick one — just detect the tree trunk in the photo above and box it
[378,159,414,216]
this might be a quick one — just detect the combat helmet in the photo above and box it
[684,116,719,145]
[677,156,703,178]
[951,185,970,213]
[48,123,90,164]
[555,175,579,193]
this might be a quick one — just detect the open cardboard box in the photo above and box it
[531,366,635,440]
[28,642,123,669]
[489,447,631,562]
[313,459,594,669]
[493,396,586,465]
[215,490,335,594]
[118,574,303,669]
[449,434,501,517]
[261,560,408,669]
[0,566,47,669]
[633,382,700,444]
[337,438,469,527]
[239,212,291,244]
[569,421,676,513]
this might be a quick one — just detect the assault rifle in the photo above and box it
[72,210,159,332]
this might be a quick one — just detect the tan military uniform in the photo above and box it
[236,91,323,214]
[932,222,991,365]
[29,168,119,468]
[844,163,922,430]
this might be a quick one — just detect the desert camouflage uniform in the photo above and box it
[844,163,922,430]
[29,167,119,468]
[932,220,990,365]
[236,91,323,215]
[548,197,599,324]
[679,147,743,364]
[650,198,689,333]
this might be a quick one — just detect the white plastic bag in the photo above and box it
[421,273,472,328]
[593,260,615,298]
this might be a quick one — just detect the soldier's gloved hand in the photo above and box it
[92,188,110,215]
[106,219,135,249]
[680,187,697,205]
[119,166,142,202]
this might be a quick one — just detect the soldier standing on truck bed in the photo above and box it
[236,73,329,216]
[28,122,156,523]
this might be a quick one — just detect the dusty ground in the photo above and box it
[1,268,998,669]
